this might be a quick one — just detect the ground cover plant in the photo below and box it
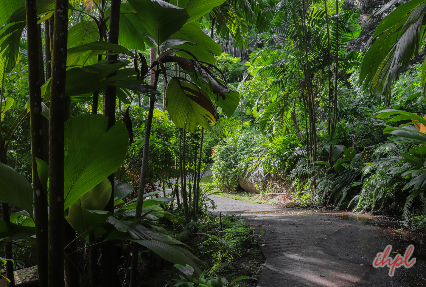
[3,0,426,286]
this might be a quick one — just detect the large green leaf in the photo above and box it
[166,78,215,132]
[80,178,112,211]
[114,182,134,204]
[169,0,226,23]
[0,20,25,89]
[128,0,190,46]
[0,219,35,242]
[360,0,426,94]
[67,41,130,67]
[0,163,33,215]
[66,204,111,239]
[171,22,222,56]
[41,60,130,99]
[190,74,239,117]
[0,97,14,120]
[64,115,129,210]
[117,3,152,49]
[67,20,98,49]
[0,0,24,27]
[171,23,222,64]
[135,240,201,276]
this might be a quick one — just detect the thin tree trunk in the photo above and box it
[332,0,339,139]
[45,20,51,81]
[193,128,203,221]
[301,2,315,162]
[181,130,190,222]
[63,99,79,287]
[129,46,158,287]
[37,24,45,85]
[48,0,68,285]
[101,0,121,286]
[43,20,50,162]
[92,2,105,115]
[25,1,48,286]
[324,0,332,139]
[291,100,299,134]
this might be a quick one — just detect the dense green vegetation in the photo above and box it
[1,0,426,286]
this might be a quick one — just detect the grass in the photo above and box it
[216,191,290,206]
[199,175,213,185]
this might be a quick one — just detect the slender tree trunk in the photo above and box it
[129,46,158,287]
[37,24,45,85]
[63,99,79,287]
[25,1,48,286]
[332,0,339,139]
[210,18,216,38]
[43,19,51,162]
[92,2,105,115]
[193,128,203,221]
[324,0,332,139]
[48,0,68,285]
[101,1,121,286]
[181,131,190,222]
[45,20,51,81]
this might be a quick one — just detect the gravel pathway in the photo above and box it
[208,194,426,287]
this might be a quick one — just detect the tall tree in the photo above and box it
[101,0,121,285]
[25,0,48,286]
[48,0,69,285]
[129,46,157,287]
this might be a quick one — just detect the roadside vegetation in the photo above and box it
[1,0,426,286]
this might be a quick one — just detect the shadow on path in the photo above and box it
[208,195,426,287]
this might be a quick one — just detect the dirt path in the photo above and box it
[208,195,426,287]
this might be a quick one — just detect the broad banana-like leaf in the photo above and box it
[190,74,239,117]
[67,20,99,66]
[154,53,239,116]
[64,115,128,210]
[169,22,222,64]
[117,3,152,49]
[128,0,189,46]
[41,60,130,99]
[67,41,130,66]
[0,98,14,120]
[79,178,112,210]
[0,163,33,216]
[68,20,98,49]
[171,22,221,54]
[169,0,226,23]
[66,205,111,239]
[166,78,216,132]
[66,179,112,236]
